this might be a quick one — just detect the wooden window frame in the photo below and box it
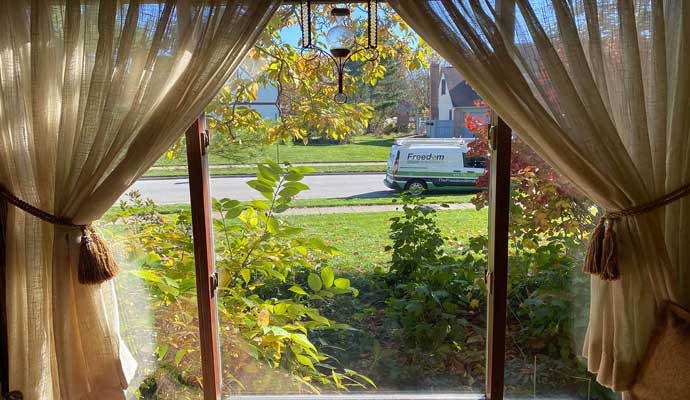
[186,116,222,399]
[184,114,511,400]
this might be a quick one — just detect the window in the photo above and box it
[463,153,486,169]
[106,9,605,400]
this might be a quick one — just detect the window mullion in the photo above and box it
[485,116,511,400]
[186,115,222,400]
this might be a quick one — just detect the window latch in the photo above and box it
[210,272,219,293]
[488,125,497,151]
[201,129,210,155]
[485,269,493,294]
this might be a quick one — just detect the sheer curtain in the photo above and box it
[0,1,279,399]
[390,0,690,392]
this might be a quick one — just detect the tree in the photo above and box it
[464,101,596,241]
[205,4,431,148]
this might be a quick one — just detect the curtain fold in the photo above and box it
[389,0,690,392]
[0,1,279,399]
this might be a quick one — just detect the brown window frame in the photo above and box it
[184,115,511,400]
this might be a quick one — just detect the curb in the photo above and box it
[139,171,387,181]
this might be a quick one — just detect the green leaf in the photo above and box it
[240,269,251,284]
[249,200,270,211]
[269,326,290,337]
[278,187,300,198]
[291,333,316,351]
[334,278,350,289]
[295,354,315,369]
[307,273,322,292]
[131,269,163,284]
[285,170,304,181]
[320,267,334,288]
[155,344,169,361]
[258,164,279,182]
[289,285,307,295]
[175,348,191,366]
[267,217,280,234]
[283,181,309,192]
[264,160,283,176]
[246,180,275,199]
[294,166,316,174]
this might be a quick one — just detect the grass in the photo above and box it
[155,135,397,168]
[288,192,477,208]
[144,163,387,178]
[105,192,479,220]
[283,208,488,274]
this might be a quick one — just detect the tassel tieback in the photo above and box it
[585,182,690,281]
[0,184,118,284]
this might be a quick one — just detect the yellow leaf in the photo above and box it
[258,307,270,327]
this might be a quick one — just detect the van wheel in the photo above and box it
[404,179,427,195]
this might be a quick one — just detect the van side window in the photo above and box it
[463,153,487,169]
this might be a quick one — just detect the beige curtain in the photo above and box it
[0,1,279,399]
[390,0,690,392]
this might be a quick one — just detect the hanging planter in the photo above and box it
[300,0,379,103]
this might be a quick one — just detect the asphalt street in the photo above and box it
[127,173,393,204]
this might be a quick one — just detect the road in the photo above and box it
[128,173,393,204]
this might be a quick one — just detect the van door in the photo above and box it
[387,146,401,175]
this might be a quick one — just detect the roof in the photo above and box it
[394,138,474,147]
[441,66,481,108]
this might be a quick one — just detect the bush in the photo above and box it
[103,162,373,396]
[386,193,448,279]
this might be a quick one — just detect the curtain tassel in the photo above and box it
[600,222,619,281]
[584,183,690,281]
[584,217,620,281]
[78,225,119,285]
[584,218,606,276]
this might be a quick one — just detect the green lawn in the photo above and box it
[288,193,477,208]
[284,209,488,274]
[105,193,479,219]
[155,135,396,168]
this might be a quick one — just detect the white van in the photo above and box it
[384,138,486,193]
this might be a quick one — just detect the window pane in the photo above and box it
[500,133,618,400]
[203,2,491,388]
[105,189,204,399]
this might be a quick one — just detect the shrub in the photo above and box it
[103,162,373,396]
[386,193,448,279]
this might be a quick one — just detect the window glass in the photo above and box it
[105,190,204,399]
[463,153,487,169]
[442,79,447,95]
[497,133,618,400]
[204,5,490,393]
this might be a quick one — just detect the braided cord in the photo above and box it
[605,182,690,220]
[0,185,85,229]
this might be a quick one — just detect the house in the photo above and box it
[232,61,280,120]
[428,63,487,138]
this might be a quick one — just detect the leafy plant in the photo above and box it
[105,162,373,396]
[386,193,448,279]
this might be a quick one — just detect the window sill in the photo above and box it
[226,394,486,400]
